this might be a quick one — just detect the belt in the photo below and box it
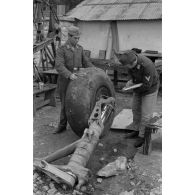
[73,67,80,71]
[73,67,84,71]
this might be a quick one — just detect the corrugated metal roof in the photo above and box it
[67,0,162,21]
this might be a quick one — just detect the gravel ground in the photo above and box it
[33,92,162,195]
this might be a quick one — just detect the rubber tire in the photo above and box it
[65,67,115,138]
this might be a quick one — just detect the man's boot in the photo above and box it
[53,124,67,134]
[124,131,139,139]
[124,122,140,139]
[134,137,144,148]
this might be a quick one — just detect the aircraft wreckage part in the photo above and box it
[43,139,81,163]
[57,97,115,188]
[65,67,115,137]
[34,97,115,189]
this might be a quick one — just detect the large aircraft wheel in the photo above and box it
[65,67,115,137]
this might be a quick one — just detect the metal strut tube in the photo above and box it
[61,97,115,189]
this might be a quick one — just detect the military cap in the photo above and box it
[115,50,137,65]
[68,26,81,36]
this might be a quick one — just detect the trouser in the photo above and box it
[59,88,67,128]
[129,90,158,137]
[58,77,70,128]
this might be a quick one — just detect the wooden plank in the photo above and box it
[143,128,152,155]
[44,47,49,70]
[99,50,106,59]
[84,50,91,58]
[33,84,57,95]
[33,38,54,53]
[113,70,118,86]
[36,99,50,109]
[45,89,56,107]
[142,52,162,58]
[42,69,58,75]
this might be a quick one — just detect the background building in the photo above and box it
[67,0,162,58]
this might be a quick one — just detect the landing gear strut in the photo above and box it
[34,97,115,190]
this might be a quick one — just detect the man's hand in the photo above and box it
[69,73,78,80]
[125,80,133,88]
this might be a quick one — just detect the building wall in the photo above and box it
[77,20,161,58]
[117,20,162,52]
[77,21,110,58]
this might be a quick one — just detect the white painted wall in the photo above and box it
[117,20,162,52]
[77,21,110,58]
[77,20,162,58]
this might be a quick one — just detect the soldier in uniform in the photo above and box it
[115,50,159,147]
[54,26,94,134]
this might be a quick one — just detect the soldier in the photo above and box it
[54,26,94,134]
[115,50,159,147]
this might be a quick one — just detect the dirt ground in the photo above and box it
[33,92,162,195]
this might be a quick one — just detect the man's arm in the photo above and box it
[134,65,154,93]
[55,46,72,79]
[82,49,94,68]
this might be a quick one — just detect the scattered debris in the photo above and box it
[150,185,162,195]
[158,178,162,183]
[128,173,135,180]
[130,181,135,186]
[97,156,127,177]
[127,159,138,171]
[47,188,57,194]
[97,178,103,183]
[113,148,118,153]
[55,193,62,195]
[42,185,49,191]
[136,181,141,186]
[49,182,55,189]
[33,172,39,180]
[98,143,104,147]
[80,186,87,192]
[119,190,134,195]
[72,190,83,195]
[142,171,147,176]
[36,190,42,195]
[61,184,67,191]
[116,156,127,170]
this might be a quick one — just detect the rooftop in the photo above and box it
[67,0,162,21]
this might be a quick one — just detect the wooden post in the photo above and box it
[84,50,91,58]
[143,127,152,155]
[99,50,106,59]
[44,89,56,107]
[111,21,119,87]
[113,70,118,86]
[44,47,49,70]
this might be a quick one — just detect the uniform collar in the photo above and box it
[66,39,79,51]
[136,64,141,69]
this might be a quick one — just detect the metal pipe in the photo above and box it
[101,105,114,125]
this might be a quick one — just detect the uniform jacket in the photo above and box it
[128,54,159,95]
[55,39,94,92]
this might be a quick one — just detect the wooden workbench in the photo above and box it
[33,83,57,116]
